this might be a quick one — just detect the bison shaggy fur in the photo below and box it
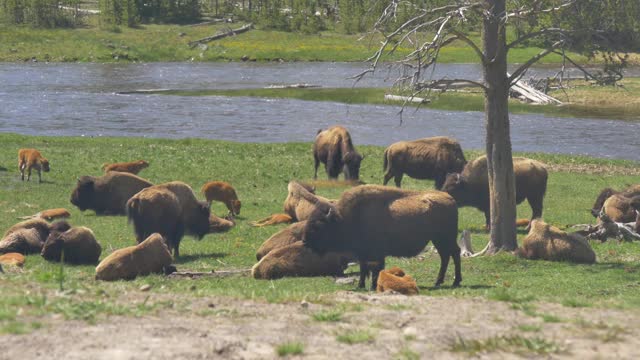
[251,242,350,280]
[515,219,596,264]
[256,221,307,260]
[313,126,363,181]
[383,136,466,189]
[70,171,153,215]
[41,223,102,264]
[376,267,419,295]
[1,218,58,255]
[283,181,334,222]
[95,233,173,281]
[303,185,461,290]
[126,181,210,257]
[441,155,547,228]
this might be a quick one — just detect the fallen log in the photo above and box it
[167,269,251,279]
[384,94,430,104]
[188,23,253,48]
[572,212,640,242]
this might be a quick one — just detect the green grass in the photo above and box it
[0,22,595,64]
[312,309,343,322]
[0,133,640,332]
[276,342,304,356]
[450,334,564,356]
[152,79,640,120]
[335,329,375,344]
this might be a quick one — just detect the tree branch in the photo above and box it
[507,27,569,49]
[506,0,576,19]
[509,40,565,85]
[450,29,487,64]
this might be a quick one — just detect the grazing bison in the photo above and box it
[591,184,640,220]
[102,160,149,175]
[441,155,547,228]
[383,137,466,189]
[515,219,596,264]
[41,222,102,264]
[126,181,210,257]
[70,171,153,215]
[95,233,173,281]
[313,126,363,181]
[201,181,241,217]
[303,185,461,290]
[251,242,350,280]
[376,267,419,295]
[18,148,50,183]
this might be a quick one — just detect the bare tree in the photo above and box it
[356,0,613,253]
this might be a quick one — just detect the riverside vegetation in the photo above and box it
[1,133,639,335]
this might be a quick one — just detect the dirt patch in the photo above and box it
[2,292,640,359]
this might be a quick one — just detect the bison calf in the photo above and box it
[303,185,461,290]
[376,267,419,295]
[201,181,241,217]
[441,155,547,229]
[313,126,363,182]
[18,148,50,183]
[102,160,149,174]
[383,136,466,189]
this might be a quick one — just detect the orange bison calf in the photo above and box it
[376,267,419,295]
[18,148,50,183]
[102,160,149,174]
[201,181,241,216]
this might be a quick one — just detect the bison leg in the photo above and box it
[434,249,451,287]
[369,259,385,291]
[27,167,32,181]
[393,174,403,188]
[527,195,544,230]
[313,154,320,180]
[19,162,25,181]
[37,169,42,183]
[451,249,462,287]
[358,260,369,289]
[383,172,393,186]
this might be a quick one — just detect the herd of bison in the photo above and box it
[1,126,640,293]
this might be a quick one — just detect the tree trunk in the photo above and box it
[482,0,518,253]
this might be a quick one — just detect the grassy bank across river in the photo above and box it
[0,133,639,336]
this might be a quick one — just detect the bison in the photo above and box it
[383,136,466,189]
[515,219,596,264]
[102,159,149,175]
[1,218,57,254]
[256,221,307,260]
[126,181,210,257]
[19,208,71,221]
[95,233,173,281]
[441,155,548,229]
[376,267,419,295]
[70,171,153,215]
[313,126,363,182]
[201,181,241,217]
[591,184,640,221]
[303,185,461,290]
[18,148,50,183]
[251,242,350,280]
[41,222,102,264]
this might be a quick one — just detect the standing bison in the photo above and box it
[126,181,210,257]
[383,136,466,189]
[313,126,363,181]
[441,155,547,228]
[70,172,153,215]
[303,185,461,290]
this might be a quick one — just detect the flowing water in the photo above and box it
[0,62,638,161]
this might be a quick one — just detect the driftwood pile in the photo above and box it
[188,23,253,48]
[573,211,640,242]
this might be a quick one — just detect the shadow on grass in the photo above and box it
[174,252,228,264]
[420,284,494,291]
[0,166,7,172]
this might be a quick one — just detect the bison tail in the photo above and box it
[382,148,389,174]
[126,197,141,225]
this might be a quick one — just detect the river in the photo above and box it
[0,62,638,161]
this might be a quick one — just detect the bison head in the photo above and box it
[40,221,71,261]
[137,160,150,169]
[441,173,467,204]
[591,188,617,218]
[70,176,96,211]
[303,202,343,255]
[231,199,241,215]
[41,159,50,172]
[342,151,363,181]
[190,201,211,239]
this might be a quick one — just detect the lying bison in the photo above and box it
[313,126,363,181]
[126,181,210,257]
[441,155,547,228]
[303,185,461,290]
[95,233,173,281]
[383,136,466,189]
[252,242,351,280]
[515,219,596,264]
[591,184,640,221]
[41,222,102,265]
[0,218,59,255]
[70,172,153,215]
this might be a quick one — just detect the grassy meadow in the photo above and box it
[0,21,592,64]
[1,133,640,334]
[152,77,640,121]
